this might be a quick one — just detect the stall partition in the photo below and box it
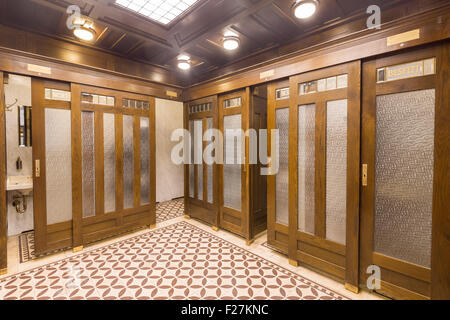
[184,96,219,228]
[218,88,267,244]
[32,80,156,256]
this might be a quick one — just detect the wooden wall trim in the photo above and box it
[183,5,450,101]
[0,72,6,272]
[71,83,83,248]
[0,48,182,101]
[431,40,450,300]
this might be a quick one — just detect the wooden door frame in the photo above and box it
[184,95,219,228]
[288,61,361,290]
[218,88,251,241]
[266,79,290,254]
[360,42,449,300]
[0,71,7,275]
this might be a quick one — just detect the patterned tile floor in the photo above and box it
[17,198,185,263]
[1,222,348,300]
[2,199,382,300]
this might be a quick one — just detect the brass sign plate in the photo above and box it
[166,90,178,98]
[260,69,275,80]
[27,64,52,75]
[387,29,420,47]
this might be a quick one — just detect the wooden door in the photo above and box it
[184,96,219,227]
[360,43,449,300]
[249,86,268,240]
[32,79,74,255]
[267,80,290,254]
[288,61,361,290]
[75,85,156,246]
[218,89,251,240]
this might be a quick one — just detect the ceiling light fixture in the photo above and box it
[292,0,318,19]
[223,35,240,51]
[177,55,191,70]
[72,18,96,41]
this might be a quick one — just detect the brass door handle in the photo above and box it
[35,159,40,178]
[362,164,368,187]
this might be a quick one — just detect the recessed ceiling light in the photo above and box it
[115,0,200,25]
[292,0,318,19]
[72,19,96,41]
[177,55,191,70]
[223,36,240,51]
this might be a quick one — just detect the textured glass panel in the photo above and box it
[298,104,315,233]
[140,117,150,205]
[207,117,213,203]
[223,114,242,211]
[45,109,72,225]
[189,120,194,198]
[104,113,116,213]
[81,111,95,218]
[123,115,134,209]
[374,90,435,267]
[275,108,289,225]
[194,120,203,200]
[326,99,348,244]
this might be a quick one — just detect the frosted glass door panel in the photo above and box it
[194,120,203,200]
[374,89,435,268]
[123,115,134,209]
[189,120,194,198]
[81,111,95,218]
[275,108,289,225]
[104,113,116,213]
[325,99,347,244]
[207,117,213,203]
[223,114,242,211]
[140,117,150,205]
[45,108,72,225]
[298,104,315,234]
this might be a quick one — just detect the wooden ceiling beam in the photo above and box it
[27,0,173,50]
[165,0,274,51]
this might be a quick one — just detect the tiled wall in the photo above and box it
[5,75,34,236]
[155,98,184,202]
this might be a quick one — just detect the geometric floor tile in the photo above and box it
[3,222,349,300]
[18,198,185,264]
[156,198,184,224]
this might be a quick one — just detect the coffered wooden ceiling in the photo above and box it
[1,0,405,87]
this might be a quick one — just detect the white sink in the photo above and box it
[7,175,33,194]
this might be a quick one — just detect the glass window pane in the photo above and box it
[189,120,194,198]
[104,113,116,213]
[207,117,213,204]
[45,108,72,225]
[123,115,134,209]
[325,99,348,244]
[81,111,95,218]
[140,117,150,205]
[374,89,434,267]
[298,104,315,233]
[223,114,242,211]
[194,119,203,200]
[275,108,289,225]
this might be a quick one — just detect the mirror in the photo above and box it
[18,105,32,147]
